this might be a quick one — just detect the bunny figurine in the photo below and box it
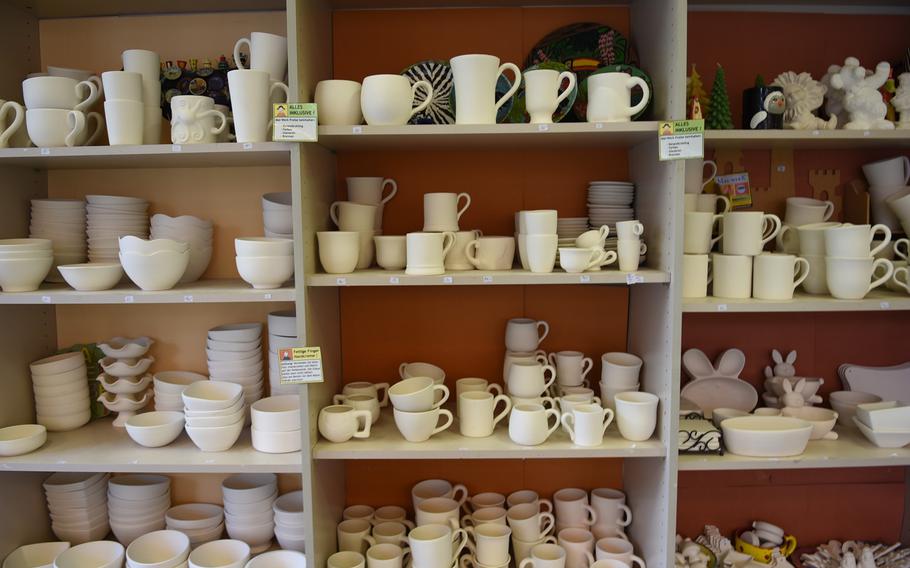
[780,378,807,409]
[828,57,895,130]
[766,349,797,379]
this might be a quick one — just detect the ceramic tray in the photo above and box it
[839,361,910,401]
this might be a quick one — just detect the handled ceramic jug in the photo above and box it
[586,72,650,123]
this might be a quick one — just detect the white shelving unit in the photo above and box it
[0,281,295,305]
[307,268,670,287]
[682,290,910,313]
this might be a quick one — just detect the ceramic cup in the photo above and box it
[343,381,390,407]
[405,231,456,275]
[415,497,461,529]
[450,54,521,125]
[721,211,781,256]
[682,254,711,299]
[469,492,507,511]
[595,537,644,568]
[508,403,560,446]
[26,108,85,147]
[317,231,360,274]
[424,192,471,232]
[333,393,381,425]
[233,31,288,81]
[561,404,614,446]
[388,376,449,412]
[590,488,632,539]
[339,519,377,553]
[315,80,362,125]
[784,197,835,226]
[553,488,597,531]
[507,361,556,398]
[101,70,142,101]
[458,391,511,438]
[505,318,549,352]
[800,254,828,295]
[826,256,893,300]
[374,235,407,270]
[373,506,413,527]
[467,236,515,270]
[328,551,366,568]
[712,253,752,299]
[586,73,650,123]
[576,226,610,249]
[752,253,810,301]
[683,193,730,213]
[796,222,842,256]
[412,479,468,509]
[524,234,559,273]
[824,224,891,258]
[446,230,483,271]
[104,100,144,145]
[507,502,556,541]
[559,248,607,273]
[549,351,593,387]
[615,220,644,240]
[393,407,454,442]
[456,378,503,399]
[507,490,554,513]
[170,95,227,144]
[373,521,411,545]
[893,266,910,294]
[365,543,409,568]
[524,69,576,125]
[518,543,566,568]
[504,350,548,382]
[466,523,512,566]
[617,239,645,272]
[461,507,508,528]
[122,48,161,108]
[684,212,722,254]
[362,74,433,126]
[331,201,377,232]
[22,76,99,111]
[684,159,719,195]
[556,394,602,416]
[514,537,559,567]
[318,405,372,443]
[227,69,290,143]
[519,210,558,234]
[614,391,658,441]
[408,524,468,568]
[863,156,910,187]
[557,528,595,568]
[347,177,398,214]
[600,353,642,389]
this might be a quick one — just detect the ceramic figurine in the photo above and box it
[828,57,895,130]
[696,525,733,559]
[766,349,797,379]
[763,349,824,408]
[743,76,785,129]
[892,73,910,129]
[772,71,837,130]
[820,65,849,127]
[770,550,796,568]
[676,538,710,568]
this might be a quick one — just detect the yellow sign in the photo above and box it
[278,346,324,384]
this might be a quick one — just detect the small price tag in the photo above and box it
[537,124,549,132]
[41,295,52,304]
[863,130,871,137]
[352,126,363,135]
[442,276,454,284]
[279,346,324,384]
[812,130,821,136]
[595,122,604,129]
[183,295,194,303]
[273,103,318,142]
[880,301,891,310]
[625,273,645,285]
[123,295,135,303]
[171,144,182,152]
[263,293,273,300]
[717,303,728,312]
[242,142,253,150]
[336,277,347,286]
[40,148,51,156]
[579,275,591,283]
[389,276,400,284]
[482,275,493,283]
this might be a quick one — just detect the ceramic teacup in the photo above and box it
[374,235,407,270]
[405,231,455,275]
[720,211,781,256]
[315,80,362,125]
[361,74,432,126]
[752,253,810,301]
[318,231,360,274]
[559,248,607,273]
[388,376,449,412]
[467,236,515,270]
[549,351,593,387]
[393,407,453,442]
[508,403,560,446]
[826,257,893,299]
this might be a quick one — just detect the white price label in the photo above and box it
[579,275,591,283]
[242,143,253,150]
[263,293,273,300]
[41,295,52,304]
[482,275,494,283]
[537,124,549,132]
[40,148,51,156]
[171,144,182,152]
[812,130,821,136]
[863,130,871,137]
[717,304,728,312]
[352,126,363,135]
[389,276,400,284]
[880,301,891,310]
[595,123,604,129]
[442,276,454,284]
[124,295,135,303]
[625,273,645,285]
[183,295,194,303]
[336,277,347,286]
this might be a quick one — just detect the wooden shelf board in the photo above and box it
[682,290,910,313]
[331,0,627,8]
[679,426,910,471]
[317,122,657,150]
[0,280,295,305]
[0,143,292,170]
[4,0,286,18]
[313,413,664,460]
[704,130,910,149]
[0,418,302,473]
[306,268,670,287]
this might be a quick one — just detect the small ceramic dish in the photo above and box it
[100,356,155,378]
[721,416,812,457]
[853,417,910,448]
[856,400,910,431]
[0,424,47,456]
[781,406,838,440]
[1,541,70,568]
[710,407,748,429]
[829,390,882,427]
[98,373,153,394]
[58,263,123,292]
[125,411,185,448]
[98,336,154,359]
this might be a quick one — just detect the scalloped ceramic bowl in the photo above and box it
[100,356,155,378]
[125,411,185,447]
[0,424,47,456]
[98,336,154,359]
[2,541,70,568]
[53,541,124,568]
[720,416,813,457]
[830,390,882,427]
[58,263,123,291]
[235,255,294,290]
[120,249,190,291]
[98,373,153,394]
[119,236,189,255]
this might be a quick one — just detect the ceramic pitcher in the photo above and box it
[586,72,650,123]
[450,54,521,125]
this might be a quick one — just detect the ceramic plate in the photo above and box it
[506,61,578,124]
[841,362,910,401]
[402,60,455,125]
[680,377,759,414]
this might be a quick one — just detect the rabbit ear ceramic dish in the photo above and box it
[681,348,758,415]
[839,361,910,402]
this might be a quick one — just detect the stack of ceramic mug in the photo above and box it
[228,32,289,142]
[503,317,550,398]
[560,225,614,274]
[102,70,145,145]
[517,210,558,273]
[614,220,646,273]
[863,156,910,232]
[598,352,642,411]
[329,200,377,270]
[822,223,894,299]
[22,73,102,148]
[348,176,397,233]
[121,49,163,144]
[389,375,452,443]
[406,192,474,276]
[775,196,835,254]
[710,210,783,300]
[682,191,728,298]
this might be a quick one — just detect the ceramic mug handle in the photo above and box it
[332,394,348,405]
[381,179,398,205]
[702,160,718,188]
[487,383,504,396]
[73,79,99,112]
[539,499,554,515]
[432,385,451,408]
[893,267,909,293]
[495,63,522,111]
[599,250,618,267]
[541,364,556,392]
[869,224,892,256]
[822,201,835,221]
[408,80,434,119]
[597,224,610,243]
[451,484,469,507]
[81,112,105,146]
[584,504,598,526]
[536,320,550,345]
[560,412,576,442]
[465,239,481,268]
[894,238,909,261]
[233,37,251,70]
[353,410,372,438]
[715,194,732,214]
[792,258,810,290]
[441,231,456,260]
[544,408,560,439]
[602,408,615,433]
[618,504,633,526]
[491,395,512,427]
[201,109,228,135]
[0,101,24,148]
[868,258,894,292]
[455,193,471,220]
[64,111,86,147]
[555,71,577,107]
[710,214,724,249]
[581,357,594,379]
[625,76,650,117]
[902,156,910,185]
[760,214,782,246]
[265,82,291,134]
[374,382,390,407]
[329,201,342,226]
[539,512,555,536]
[432,409,454,436]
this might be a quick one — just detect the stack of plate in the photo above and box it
[29,199,86,282]
[86,195,149,263]
[165,503,225,546]
[556,217,589,240]
[587,181,635,229]
[108,474,171,546]
[149,215,213,283]
[45,472,110,545]
[207,323,264,409]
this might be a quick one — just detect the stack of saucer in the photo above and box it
[86,195,149,263]
[207,323,264,408]
[557,217,589,241]
[587,181,635,231]
[29,198,86,281]
[108,474,171,546]
[45,472,110,545]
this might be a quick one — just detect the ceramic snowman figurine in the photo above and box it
[829,57,895,130]
[892,73,910,129]
[772,71,837,130]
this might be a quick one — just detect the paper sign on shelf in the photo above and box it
[658,119,704,161]
[715,172,753,208]
[279,346,324,384]
[272,103,318,142]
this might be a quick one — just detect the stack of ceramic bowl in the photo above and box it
[182,381,245,452]
[272,490,305,552]
[30,352,91,432]
[85,195,149,263]
[119,236,190,291]
[165,504,225,547]
[28,198,86,282]
[153,371,208,412]
[108,474,171,546]
[267,310,297,396]
[45,472,110,545]
[235,237,294,290]
[222,473,277,553]
[250,395,301,454]
[0,238,54,292]
[207,323,264,408]
[599,352,643,410]
[97,340,154,427]
[262,192,293,239]
[125,530,190,568]
[149,214,213,283]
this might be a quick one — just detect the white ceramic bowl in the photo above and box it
[0,424,47,456]
[100,356,154,378]
[262,210,292,235]
[108,474,170,501]
[251,427,300,454]
[178,522,225,546]
[98,373,152,394]
[234,237,293,257]
[50,523,110,546]
[110,520,166,548]
[150,214,212,230]
[829,390,882,426]
[30,352,84,376]
[53,541,124,568]
[206,338,261,352]
[120,249,190,291]
[2,541,70,568]
[182,382,243,411]
[185,408,245,429]
[34,380,91,401]
[854,417,910,448]
[205,349,260,363]
[222,492,276,516]
[125,412,186,448]
[267,334,297,352]
[243,550,303,568]
[44,471,108,494]
[180,246,213,283]
[0,249,53,259]
[31,368,87,389]
[250,395,300,432]
[208,323,262,344]
[266,310,296,337]
[0,238,52,251]
[187,539,249,568]
[36,395,91,415]
[119,236,189,255]
[272,490,303,518]
[221,474,277,505]
[165,504,224,531]
[710,407,749,428]
[223,520,274,552]
[98,336,154,359]
[235,255,294,290]
[108,502,171,524]
[207,359,262,375]
[223,508,274,527]
[37,409,90,432]
[721,416,813,457]
[154,371,208,394]
[126,530,190,568]
[781,406,838,440]
[49,510,108,532]
[185,421,244,452]
[209,369,263,384]
[261,192,292,209]
[273,526,306,552]
[183,399,244,418]
[856,401,910,431]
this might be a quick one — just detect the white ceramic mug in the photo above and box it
[549,351,593,387]
[22,76,99,112]
[684,159,719,195]
[234,32,288,81]
[506,502,555,541]
[721,211,782,256]
[586,73,650,123]
[562,404,614,446]
[752,253,810,301]
[508,403,559,446]
[318,231,360,274]
[684,193,730,213]
[373,506,413,527]
[519,210,558,234]
[374,236,407,271]
[469,492,506,511]
[101,71,142,101]
[366,543,409,568]
[388,376,449,412]
[450,54,521,125]
[863,156,910,187]
[614,220,644,240]
[466,523,511,566]
[506,318,549,352]
[682,254,711,299]
[712,253,752,299]
[614,392,658,442]
[424,192,471,232]
[800,254,828,295]
[684,212,722,254]
[348,177,398,229]
[595,537,644,568]
[556,394,602,416]
[316,80,363,125]
[467,236,515,270]
[122,49,161,108]
[408,524,468,568]
[459,391,511,438]
[412,479,468,509]
[333,393,381,425]
[797,222,842,256]
[826,257,893,300]
[393,407,453,442]
[445,229,483,271]
[617,239,644,272]
[524,69,576,124]
[170,95,227,144]
[557,528,595,568]
[332,201,378,232]
[373,521,411,545]
[318,405,372,443]
[0,100,25,148]
[507,361,556,398]
[328,551,366,568]
[518,543,566,568]
[362,74,433,126]
[339,519,378,553]
[784,197,835,227]
[525,234,559,273]
[514,537,559,567]
[227,69,290,142]
[553,488,597,530]
[456,377,503,399]
[504,350,548,382]
[559,248,607,274]
[507,490,554,513]
[824,224,891,257]
[415,497,460,528]
[104,100,143,145]
[590,488,632,539]
[26,108,85,147]
[461,507,508,528]
[600,353,642,388]
[406,231,456,275]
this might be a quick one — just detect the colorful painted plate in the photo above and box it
[402,60,455,125]
[506,61,578,124]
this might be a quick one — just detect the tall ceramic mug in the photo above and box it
[361,74,433,127]
[423,192,471,232]
[101,71,143,101]
[683,212,722,254]
[233,32,289,81]
[104,100,143,145]
[524,69,576,125]
[315,80,363,125]
[450,54,521,125]
[170,95,227,144]
[720,211,782,256]
[0,101,24,148]
[711,253,752,299]
[684,159,718,195]
[408,524,468,568]
[227,69,290,142]
[586,73,650,123]
[862,156,910,187]
[505,318,549,352]
[682,254,711,299]
[121,49,161,108]
[458,391,511,438]
[826,257,893,300]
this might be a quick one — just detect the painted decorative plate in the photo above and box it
[402,60,455,125]
[506,61,578,124]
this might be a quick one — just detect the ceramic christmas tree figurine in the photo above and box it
[892,73,910,129]
[706,64,733,130]
[772,71,837,130]
[829,57,895,129]
[687,64,710,116]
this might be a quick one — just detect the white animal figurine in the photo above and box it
[781,378,810,409]
[772,71,837,130]
[829,57,895,130]
[821,64,850,128]
[892,73,910,129]
[766,349,797,380]
[770,549,796,568]
[750,90,787,129]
